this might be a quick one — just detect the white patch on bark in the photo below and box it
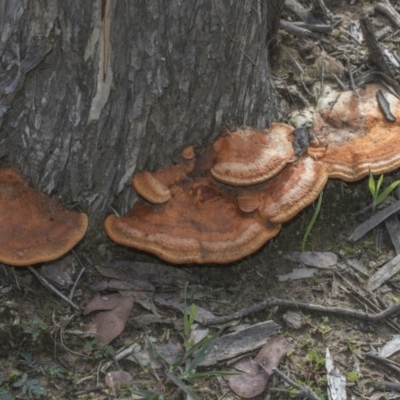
[85,0,113,123]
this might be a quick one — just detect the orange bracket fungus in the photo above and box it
[106,83,400,265]
[105,177,280,264]
[0,168,88,266]
[257,156,329,224]
[314,84,400,181]
[132,160,194,204]
[211,123,296,186]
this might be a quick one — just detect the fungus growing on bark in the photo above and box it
[257,156,329,224]
[211,123,296,186]
[314,84,400,181]
[0,168,88,266]
[105,177,281,264]
[180,145,195,160]
[132,161,194,204]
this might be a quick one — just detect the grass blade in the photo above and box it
[167,373,200,400]
[376,180,400,206]
[301,191,323,252]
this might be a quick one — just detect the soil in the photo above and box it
[2,1,400,400]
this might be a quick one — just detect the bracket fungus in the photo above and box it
[0,168,88,266]
[106,83,400,265]
[237,156,328,224]
[211,123,296,186]
[258,156,328,224]
[132,161,194,204]
[314,84,400,181]
[105,177,281,264]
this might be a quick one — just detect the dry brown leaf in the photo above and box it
[83,294,134,344]
[226,335,292,398]
[105,370,133,388]
[227,359,268,398]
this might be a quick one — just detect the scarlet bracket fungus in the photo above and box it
[211,123,296,186]
[0,168,88,266]
[105,177,281,264]
[180,145,195,160]
[132,161,194,204]
[314,84,400,181]
[257,156,328,224]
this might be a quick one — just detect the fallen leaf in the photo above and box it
[226,335,292,398]
[284,251,338,268]
[83,294,134,344]
[227,359,268,398]
[277,268,317,281]
[154,294,215,323]
[105,370,133,388]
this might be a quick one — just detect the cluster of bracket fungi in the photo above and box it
[104,83,400,265]
[1,83,400,269]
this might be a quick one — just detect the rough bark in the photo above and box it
[0,0,281,234]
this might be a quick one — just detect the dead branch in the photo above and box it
[348,199,400,242]
[375,380,400,393]
[375,1,400,28]
[273,368,322,400]
[203,297,400,326]
[28,267,79,310]
[365,351,400,374]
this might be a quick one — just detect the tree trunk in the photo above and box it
[0,0,282,237]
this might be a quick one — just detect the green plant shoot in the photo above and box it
[301,191,323,252]
[183,282,197,341]
[368,171,400,212]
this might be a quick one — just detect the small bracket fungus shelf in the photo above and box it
[105,84,400,265]
[0,169,88,266]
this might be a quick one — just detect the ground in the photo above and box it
[2,1,400,399]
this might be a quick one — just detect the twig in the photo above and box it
[272,368,321,400]
[28,267,79,310]
[345,57,356,94]
[336,271,400,332]
[375,380,400,393]
[348,199,400,242]
[280,20,314,39]
[376,89,396,122]
[69,266,85,301]
[203,296,400,326]
[69,250,86,300]
[375,1,400,29]
[365,351,400,374]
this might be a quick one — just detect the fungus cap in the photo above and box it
[105,178,280,264]
[0,169,88,266]
[180,145,195,160]
[132,161,194,204]
[258,156,328,224]
[211,123,296,186]
[314,84,400,181]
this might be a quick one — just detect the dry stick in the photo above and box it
[203,297,400,326]
[70,250,86,300]
[375,1,400,28]
[365,351,400,374]
[280,20,314,39]
[360,15,400,97]
[336,271,400,332]
[375,380,400,393]
[28,267,79,310]
[345,56,356,94]
[348,199,400,242]
[272,368,321,400]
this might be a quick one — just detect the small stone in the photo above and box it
[282,311,304,329]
